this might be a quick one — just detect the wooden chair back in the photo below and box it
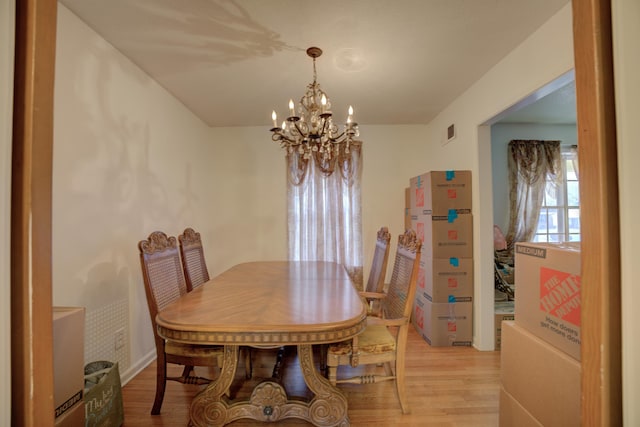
[381,228,422,322]
[364,226,391,294]
[178,227,210,292]
[138,231,188,340]
[326,228,422,414]
[138,231,226,415]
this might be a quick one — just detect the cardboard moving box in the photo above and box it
[501,321,580,427]
[499,386,543,427]
[53,307,85,427]
[494,301,515,350]
[404,187,411,231]
[412,294,472,346]
[418,256,473,303]
[409,170,472,216]
[514,242,581,360]
[411,213,473,259]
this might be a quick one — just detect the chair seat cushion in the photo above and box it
[329,325,396,355]
[165,340,223,358]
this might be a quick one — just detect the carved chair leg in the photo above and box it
[395,358,410,414]
[383,361,393,377]
[243,347,253,379]
[272,346,286,380]
[181,365,194,380]
[151,351,167,415]
[318,344,328,376]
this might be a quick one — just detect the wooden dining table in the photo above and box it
[155,261,367,427]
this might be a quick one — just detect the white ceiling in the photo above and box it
[59,0,573,128]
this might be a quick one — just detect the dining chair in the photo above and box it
[326,228,422,414]
[361,226,391,316]
[178,227,210,292]
[138,231,223,415]
[178,226,254,379]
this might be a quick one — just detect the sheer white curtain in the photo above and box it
[566,145,579,180]
[286,143,363,287]
[505,140,561,255]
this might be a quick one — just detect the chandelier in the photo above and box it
[270,47,359,161]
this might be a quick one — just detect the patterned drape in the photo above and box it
[504,140,561,255]
[286,142,363,288]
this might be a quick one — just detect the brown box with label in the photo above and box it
[494,301,515,350]
[411,213,473,259]
[404,187,411,231]
[501,321,580,427]
[417,256,473,303]
[514,242,581,360]
[53,307,85,427]
[412,294,472,346]
[409,170,472,216]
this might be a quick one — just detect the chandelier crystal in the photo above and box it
[270,47,359,161]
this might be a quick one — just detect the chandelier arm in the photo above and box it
[272,132,295,144]
[293,121,307,139]
[320,117,329,138]
[331,131,346,142]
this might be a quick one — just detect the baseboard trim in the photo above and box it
[119,349,156,387]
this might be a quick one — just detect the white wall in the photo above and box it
[612,0,640,423]
[491,123,577,232]
[422,4,574,350]
[358,125,428,278]
[53,5,223,380]
[0,0,15,423]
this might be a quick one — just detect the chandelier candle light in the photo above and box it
[270,47,359,161]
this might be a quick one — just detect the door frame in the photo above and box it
[572,0,622,424]
[11,0,57,425]
[12,0,621,424]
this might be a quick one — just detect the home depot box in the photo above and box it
[494,301,515,350]
[411,213,473,259]
[499,386,543,427]
[501,321,580,427]
[409,170,472,216]
[418,256,473,303]
[412,294,472,346]
[514,242,581,360]
[404,187,411,231]
[53,307,85,427]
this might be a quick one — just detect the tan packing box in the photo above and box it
[501,321,580,427]
[404,187,411,231]
[418,256,473,303]
[409,170,472,216]
[55,400,85,427]
[499,386,543,427]
[411,213,473,259]
[514,242,581,360]
[53,307,85,427]
[494,301,515,350]
[412,294,472,346]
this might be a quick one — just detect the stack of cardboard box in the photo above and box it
[408,170,473,346]
[500,242,581,426]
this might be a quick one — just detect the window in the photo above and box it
[534,147,580,242]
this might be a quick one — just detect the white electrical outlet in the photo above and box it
[114,328,125,350]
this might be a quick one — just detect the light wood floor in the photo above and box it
[121,327,501,426]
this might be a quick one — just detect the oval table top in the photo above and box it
[156,261,367,346]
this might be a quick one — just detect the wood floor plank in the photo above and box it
[121,327,500,426]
